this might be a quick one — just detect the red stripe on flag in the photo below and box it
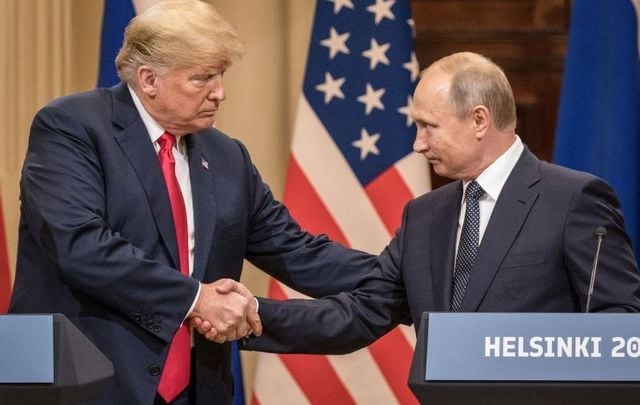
[279,354,356,405]
[270,282,356,405]
[268,279,288,301]
[369,329,417,404]
[364,166,413,235]
[0,194,11,314]
[283,156,349,246]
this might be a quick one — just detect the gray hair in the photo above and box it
[423,52,517,130]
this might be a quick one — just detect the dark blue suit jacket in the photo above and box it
[245,148,640,354]
[9,83,374,404]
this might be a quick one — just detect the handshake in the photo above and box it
[188,279,262,344]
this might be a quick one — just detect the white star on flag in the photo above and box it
[367,0,396,25]
[408,18,416,36]
[403,52,420,81]
[357,83,385,115]
[315,72,346,104]
[352,128,381,160]
[397,95,414,126]
[320,27,351,59]
[362,38,391,70]
[328,0,354,14]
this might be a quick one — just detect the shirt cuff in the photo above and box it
[184,281,202,324]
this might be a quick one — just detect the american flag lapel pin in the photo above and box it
[201,158,209,170]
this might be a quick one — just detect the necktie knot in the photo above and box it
[466,181,484,202]
[158,132,176,152]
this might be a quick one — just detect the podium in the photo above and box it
[408,313,640,405]
[0,314,114,404]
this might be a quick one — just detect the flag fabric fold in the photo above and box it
[98,1,246,403]
[252,0,430,403]
[0,193,11,314]
[554,0,640,260]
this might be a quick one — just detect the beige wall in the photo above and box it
[0,0,315,396]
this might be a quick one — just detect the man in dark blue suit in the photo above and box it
[8,1,373,404]
[239,52,640,356]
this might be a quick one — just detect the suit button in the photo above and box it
[149,364,161,376]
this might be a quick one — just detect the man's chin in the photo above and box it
[193,117,216,131]
[430,163,449,178]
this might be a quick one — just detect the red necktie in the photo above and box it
[156,132,191,402]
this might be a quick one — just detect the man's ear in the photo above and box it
[137,66,158,97]
[472,105,490,138]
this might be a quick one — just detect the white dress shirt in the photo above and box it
[129,86,200,317]
[455,136,525,257]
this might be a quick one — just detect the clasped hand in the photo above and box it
[189,278,262,343]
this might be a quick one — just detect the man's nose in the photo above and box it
[413,128,428,153]
[207,76,225,101]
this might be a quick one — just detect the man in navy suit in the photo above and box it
[8,1,373,404]
[239,52,640,356]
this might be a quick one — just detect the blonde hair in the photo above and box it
[423,52,517,131]
[116,0,244,87]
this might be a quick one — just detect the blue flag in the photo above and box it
[231,343,246,405]
[97,1,246,403]
[554,0,640,260]
[97,0,135,87]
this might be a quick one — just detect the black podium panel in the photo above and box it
[408,312,640,405]
[409,380,640,405]
[0,314,114,404]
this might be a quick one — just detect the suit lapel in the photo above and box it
[186,135,217,281]
[111,84,181,270]
[430,183,462,311]
[461,148,541,311]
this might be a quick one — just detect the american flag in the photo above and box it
[252,0,430,403]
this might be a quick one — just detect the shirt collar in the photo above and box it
[128,86,185,151]
[463,135,524,201]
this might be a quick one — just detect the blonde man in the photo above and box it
[10,1,374,403]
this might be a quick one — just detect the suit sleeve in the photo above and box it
[236,141,376,298]
[242,245,409,354]
[564,177,640,312]
[243,211,411,354]
[19,105,198,342]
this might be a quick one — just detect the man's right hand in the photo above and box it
[189,278,262,343]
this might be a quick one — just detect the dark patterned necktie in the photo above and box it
[450,181,485,312]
